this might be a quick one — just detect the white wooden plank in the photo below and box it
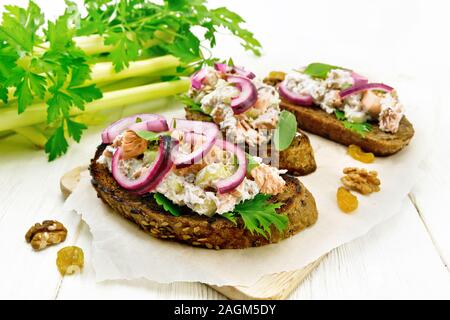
[291,199,450,299]
[55,222,225,300]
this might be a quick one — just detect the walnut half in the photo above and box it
[25,220,67,251]
[341,167,381,195]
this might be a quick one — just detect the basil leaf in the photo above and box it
[274,110,297,151]
[154,193,182,217]
[303,62,342,79]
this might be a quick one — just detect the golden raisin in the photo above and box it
[337,187,358,213]
[347,144,375,163]
[56,246,84,276]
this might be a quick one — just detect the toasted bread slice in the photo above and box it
[280,101,414,156]
[185,108,317,175]
[90,144,318,249]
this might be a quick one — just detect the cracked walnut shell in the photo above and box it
[25,220,67,251]
[341,167,381,195]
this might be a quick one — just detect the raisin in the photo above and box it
[337,187,358,213]
[56,246,84,276]
[347,144,375,163]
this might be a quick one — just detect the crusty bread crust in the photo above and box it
[280,101,414,156]
[185,108,317,175]
[90,144,318,249]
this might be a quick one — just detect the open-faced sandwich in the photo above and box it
[264,63,415,156]
[90,114,318,249]
[181,63,317,176]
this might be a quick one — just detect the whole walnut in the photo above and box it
[25,220,67,251]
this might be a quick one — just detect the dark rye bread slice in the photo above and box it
[185,108,317,176]
[281,101,415,156]
[90,144,318,249]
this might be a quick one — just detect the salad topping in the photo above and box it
[279,63,404,133]
[97,115,287,218]
[187,65,291,147]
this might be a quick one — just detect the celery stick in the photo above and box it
[13,127,47,148]
[0,79,190,131]
[85,55,180,85]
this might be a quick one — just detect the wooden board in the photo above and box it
[60,166,323,300]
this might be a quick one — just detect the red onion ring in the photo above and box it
[170,119,219,168]
[111,136,166,190]
[214,63,256,79]
[135,137,179,195]
[278,80,314,106]
[190,68,208,90]
[227,76,258,114]
[213,139,247,194]
[128,118,168,133]
[351,72,369,87]
[340,83,394,99]
[101,114,167,144]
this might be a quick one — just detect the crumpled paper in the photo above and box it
[63,86,430,287]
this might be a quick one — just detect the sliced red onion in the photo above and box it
[170,119,219,168]
[214,63,256,79]
[101,114,167,144]
[111,136,167,191]
[340,83,394,99]
[136,137,179,195]
[233,66,256,79]
[213,139,247,194]
[190,68,208,90]
[128,118,168,133]
[278,81,314,106]
[214,63,229,73]
[227,76,258,114]
[351,72,369,87]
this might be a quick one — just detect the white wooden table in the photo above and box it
[1,0,449,299]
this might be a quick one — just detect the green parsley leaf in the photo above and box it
[274,110,297,151]
[222,212,237,225]
[303,62,342,79]
[135,131,167,141]
[335,110,372,137]
[154,193,182,217]
[45,126,68,161]
[66,118,87,143]
[177,94,211,117]
[105,32,140,73]
[231,194,287,239]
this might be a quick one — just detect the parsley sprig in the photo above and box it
[224,194,287,239]
[0,0,262,160]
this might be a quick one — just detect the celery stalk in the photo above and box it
[13,127,47,148]
[0,79,190,131]
[85,55,180,85]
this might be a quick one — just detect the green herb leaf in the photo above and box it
[230,194,287,239]
[135,130,168,141]
[274,110,297,151]
[335,110,372,137]
[177,94,211,117]
[246,153,260,175]
[154,193,182,217]
[303,62,342,79]
[66,118,87,143]
[45,126,68,161]
[222,212,237,225]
